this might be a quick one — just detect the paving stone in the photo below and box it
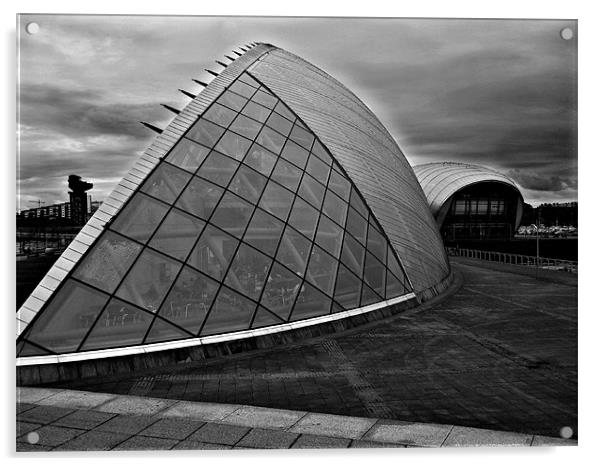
[18,405,74,425]
[95,414,158,435]
[53,409,117,430]
[53,430,132,451]
[16,387,64,404]
[350,439,406,448]
[95,395,176,416]
[188,422,249,446]
[172,440,232,450]
[531,435,578,446]
[113,435,179,451]
[291,434,351,449]
[364,421,452,447]
[442,426,533,447]
[236,428,298,449]
[222,405,306,429]
[139,418,205,440]
[20,424,85,447]
[161,400,240,422]
[16,421,42,437]
[288,413,377,439]
[16,441,53,452]
[16,403,37,414]
[38,389,116,409]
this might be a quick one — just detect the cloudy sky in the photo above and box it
[17,15,577,208]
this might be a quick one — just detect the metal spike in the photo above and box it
[233,50,243,57]
[178,89,197,99]
[215,60,228,68]
[225,55,235,61]
[140,121,163,134]
[240,46,248,52]
[205,69,219,77]
[161,104,181,115]
[192,79,208,87]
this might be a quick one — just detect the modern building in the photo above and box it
[413,162,524,241]
[17,43,451,382]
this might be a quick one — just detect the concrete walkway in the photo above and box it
[16,387,576,451]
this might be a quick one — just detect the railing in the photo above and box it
[446,247,577,273]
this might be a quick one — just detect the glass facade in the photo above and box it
[18,71,412,356]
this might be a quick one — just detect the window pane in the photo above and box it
[387,246,406,283]
[196,151,240,187]
[328,170,351,201]
[340,232,365,277]
[200,286,257,336]
[258,181,295,221]
[111,193,169,243]
[266,111,293,136]
[25,280,109,354]
[140,163,192,204]
[311,140,331,164]
[274,101,295,121]
[217,90,247,112]
[275,226,312,277]
[306,245,338,296]
[155,265,219,336]
[241,100,271,123]
[224,243,271,300]
[290,283,331,321]
[322,190,348,226]
[229,80,256,99]
[144,317,194,344]
[289,125,314,150]
[260,263,302,321]
[227,165,268,204]
[228,114,263,141]
[203,103,237,128]
[360,283,381,307]
[243,208,285,257]
[252,307,285,328]
[73,231,142,294]
[243,144,277,177]
[288,197,319,241]
[454,200,466,215]
[238,73,260,88]
[297,173,326,209]
[256,126,286,154]
[166,139,211,173]
[187,224,238,281]
[271,158,303,192]
[115,249,181,312]
[314,214,344,259]
[209,192,254,238]
[305,155,330,185]
[149,209,205,261]
[345,207,368,245]
[251,90,277,109]
[214,131,253,161]
[367,222,387,263]
[350,188,368,218]
[280,140,310,169]
[363,251,386,298]
[186,118,225,148]
[176,176,224,220]
[334,264,362,310]
[385,269,407,299]
[80,298,153,351]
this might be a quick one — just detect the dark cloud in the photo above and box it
[17,16,577,207]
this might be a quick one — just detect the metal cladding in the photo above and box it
[16,43,452,365]
[413,162,524,230]
[246,48,450,292]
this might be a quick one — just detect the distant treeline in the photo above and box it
[522,202,577,227]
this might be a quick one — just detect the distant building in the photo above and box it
[413,162,524,241]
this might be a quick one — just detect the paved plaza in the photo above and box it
[21,257,578,448]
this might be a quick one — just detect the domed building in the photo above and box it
[17,43,451,383]
[413,162,524,241]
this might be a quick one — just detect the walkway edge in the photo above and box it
[17,387,577,449]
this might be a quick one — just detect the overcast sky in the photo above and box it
[17,15,577,208]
